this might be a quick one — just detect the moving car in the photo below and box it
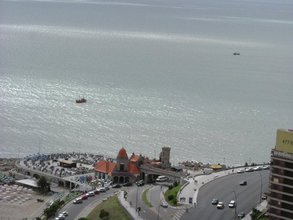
[217,202,224,209]
[238,212,245,219]
[156,176,168,182]
[212,198,219,205]
[161,201,168,208]
[228,200,236,208]
[240,181,247,186]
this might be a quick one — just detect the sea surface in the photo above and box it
[1,0,292,165]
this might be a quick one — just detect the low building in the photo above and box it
[94,148,140,184]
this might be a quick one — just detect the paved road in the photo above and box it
[181,170,270,220]
[57,188,119,220]
[127,185,157,220]
[148,185,179,220]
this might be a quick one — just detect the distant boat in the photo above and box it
[233,52,240,55]
[76,98,87,103]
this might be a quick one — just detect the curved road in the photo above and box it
[58,188,119,220]
[181,170,269,220]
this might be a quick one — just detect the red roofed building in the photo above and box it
[94,160,116,180]
[94,148,141,184]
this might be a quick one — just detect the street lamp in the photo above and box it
[232,190,237,220]
[257,172,263,203]
[135,184,139,211]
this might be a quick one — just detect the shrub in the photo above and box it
[168,185,174,190]
[99,209,110,220]
[168,195,174,201]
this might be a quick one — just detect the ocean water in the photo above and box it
[0,0,292,165]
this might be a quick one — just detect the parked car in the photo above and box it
[112,184,122,188]
[245,167,254,172]
[61,211,68,216]
[238,212,245,219]
[87,191,95,197]
[217,202,224,209]
[253,166,262,171]
[97,187,106,192]
[228,200,236,208]
[94,189,100,195]
[212,198,219,205]
[261,194,267,200]
[122,182,133,187]
[81,194,88,200]
[73,198,82,204]
[136,180,144,186]
[240,181,247,186]
[237,169,245,173]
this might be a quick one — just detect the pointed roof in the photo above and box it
[128,162,140,176]
[94,160,116,175]
[130,153,140,162]
[117,147,128,159]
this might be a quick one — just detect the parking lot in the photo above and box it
[0,184,53,220]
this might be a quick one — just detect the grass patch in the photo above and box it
[142,188,153,207]
[63,191,81,203]
[164,184,181,206]
[87,195,131,220]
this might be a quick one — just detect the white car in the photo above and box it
[229,200,236,208]
[253,166,262,171]
[61,211,68,216]
[217,202,224,209]
[97,187,106,192]
[161,201,168,208]
[237,169,245,173]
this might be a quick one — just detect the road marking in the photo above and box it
[171,209,185,220]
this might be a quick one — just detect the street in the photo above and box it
[181,170,270,220]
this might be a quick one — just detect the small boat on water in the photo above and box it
[76,98,87,103]
[233,52,240,55]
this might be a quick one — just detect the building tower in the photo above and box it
[268,129,293,220]
[160,147,171,169]
[116,147,129,172]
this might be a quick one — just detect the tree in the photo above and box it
[99,209,110,220]
[37,176,50,194]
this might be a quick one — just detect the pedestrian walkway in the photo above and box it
[171,209,186,220]
[118,190,143,220]
[242,200,267,220]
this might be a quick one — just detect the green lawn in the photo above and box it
[142,188,153,207]
[164,184,181,206]
[86,195,131,220]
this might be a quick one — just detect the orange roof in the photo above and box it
[95,160,116,174]
[128,162,140,175]
[130,153,140,162]
[117,147,128,159]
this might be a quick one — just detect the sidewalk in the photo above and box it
[242,200,267,220]
[118,190,143,220]
[178,168,240,206]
